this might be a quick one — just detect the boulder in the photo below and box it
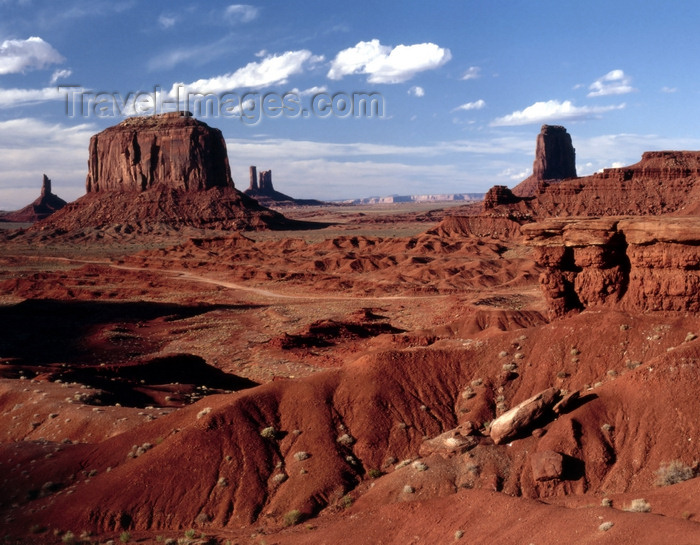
[489,387,560,445]
[531,450,564,482]
[419,423,479,458]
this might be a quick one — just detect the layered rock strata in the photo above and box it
[85,112,233,193]
[523,217,700,316]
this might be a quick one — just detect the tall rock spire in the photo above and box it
[512,125,577,197]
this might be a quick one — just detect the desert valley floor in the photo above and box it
[1,200,700,545]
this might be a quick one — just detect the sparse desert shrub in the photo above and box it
[61,531,75,544]
[119,531,131,543]
[195,513,209,524]
[601,497,612,507]
[196,407,212,420]
[395,459,412,470]
[283,509,303,526]
[260,426,276,439]
[217,477,228,487]
[598,521,614,532]
[412,461,428,471]
[685,332,697,342]
[341,495,353,509]
[498,350,508,358]
[184,529,197,539]
[368,468,382,479]
[502,363,517,372]
[655,460,695,487]
[272,473,288,484]
[625,498,651,512]
[455,529,465,539]
[461,387,475,399]
[403,485,414,494]
[336,433,354,446]
[293,451,309,461]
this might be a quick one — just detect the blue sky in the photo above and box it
[1,0,700,209]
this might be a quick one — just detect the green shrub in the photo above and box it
[119,531,131,543]
[283,509,303,526]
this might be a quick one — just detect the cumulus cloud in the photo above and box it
[408,86,425,97]
[327,39,451,84]
[49,68,72,85]
[169,50,323,96]
[224,4,258,23]
[491,99,625,126]
[452,99,485,112]
[461,66,481,80]
[0,36,64,75]
[588,69,636,97]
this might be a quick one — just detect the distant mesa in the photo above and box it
[512,124,577,197]
[0,174,67,222]
[244,165,325,207]
[34,112,304,234]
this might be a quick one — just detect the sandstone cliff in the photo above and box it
[85,112,233,193]
[513,125,577,197]
[523,217,700,316]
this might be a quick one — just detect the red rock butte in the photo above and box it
[85,111,234,193]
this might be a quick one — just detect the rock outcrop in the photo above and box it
[244,165,324,207]
[31,115,302,233]
[0,174,67,222]
[85,112,233,193]
[489,387,561,445]
[482,185,522,210]
[513,125,577,197]
[523,217,700,316]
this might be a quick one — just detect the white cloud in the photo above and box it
[453,99,485,112]
[0,86,75,108]
[490,99,625,126]
[588,69,636,97]
[170,50,322,96]
[289,85,328,97]
[49,68,72,85]
[661,86,677,93]
[158,14,177,28]
[224,4,258,23]
[408,86,425,97]
[500,167,531,180]
[461,66,481,80]
[0,36,64,75]
[327,39,451,84]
